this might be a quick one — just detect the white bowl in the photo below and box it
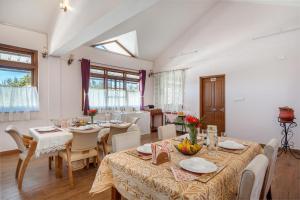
[179,157,218,174]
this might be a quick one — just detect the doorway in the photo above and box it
[200,75,225,135]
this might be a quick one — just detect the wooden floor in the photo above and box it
[1,133,300,200]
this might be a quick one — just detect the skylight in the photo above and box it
[93,30,138,57]
[95,41,133,57]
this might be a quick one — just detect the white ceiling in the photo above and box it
[0,0,299,60]
[0,0,60,33]
[223,0,300,7]
[87,0,220,60]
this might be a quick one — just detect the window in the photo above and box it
[93,40,134,57]
[0,44,39,114]
[88,66,140,111]
[154,70,184,112]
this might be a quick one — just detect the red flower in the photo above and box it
[185,115,199,124]
[87,109,98,116]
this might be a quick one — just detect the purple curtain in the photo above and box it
[81,59,91,115]
[139,70,146,110]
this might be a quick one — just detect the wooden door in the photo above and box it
[200,75,225,135]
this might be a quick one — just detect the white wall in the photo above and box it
[155,2,300,148]
[0,24,153,152]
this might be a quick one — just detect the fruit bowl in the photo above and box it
[175,138,202,155]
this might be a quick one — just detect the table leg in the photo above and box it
[55,155,63,178]
[112,186,121,200]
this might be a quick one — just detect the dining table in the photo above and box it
[89,137,262,200]
[28,121,130,178]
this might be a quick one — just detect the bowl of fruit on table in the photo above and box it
[175,138,202,155]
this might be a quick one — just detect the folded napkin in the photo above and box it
[170,166,198,181]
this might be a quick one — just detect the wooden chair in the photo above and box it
[261,138,279,200]
[112,130,141,153]
[157,124,176,140]
[101,123,131,155]
[5,125,37,189]
[58,127,101,187]
[237,154,269,200]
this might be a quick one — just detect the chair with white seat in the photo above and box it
[129,117,140,124]
[101,123,132,155]
[237,154,269,200]
[5,125,37,189]
[158,124,176,140]
[58,127,102,187]
[261,138,279,200]
[111,130,140,153]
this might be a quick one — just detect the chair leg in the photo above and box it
[67,159,74,187]
[86,158,89,169]
[267,187,272,200]
[48,156,52,170]
[55,156,63,178]
[93,156,97,167]
[15,158,22,179]
[17,158,30,189]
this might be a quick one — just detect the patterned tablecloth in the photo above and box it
[90,138,262,200]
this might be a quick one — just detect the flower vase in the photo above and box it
[189,127,197,145]
[91,116,94,124]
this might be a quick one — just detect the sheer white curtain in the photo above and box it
[89,88,106,111]
[89,88,140,111]
[127,90,140,108]
[107,89,126,110]
[154,70,184,112]
[0,86,39,121]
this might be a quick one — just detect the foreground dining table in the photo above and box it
[29,127,73,178]
[90,137,262,200]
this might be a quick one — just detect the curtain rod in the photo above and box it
[153,68,189,74]
[78,59,140,72]
[150,67,189,76]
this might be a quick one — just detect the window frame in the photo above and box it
[0,43,38,87]
[89,65,140,109]
[90,65,140,90]
[92,40,135,57]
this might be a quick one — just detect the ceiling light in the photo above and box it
[60,0,70,12]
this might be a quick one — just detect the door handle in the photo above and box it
[220,108,225,112]
[211,108,217,112]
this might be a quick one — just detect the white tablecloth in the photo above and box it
[29,127,73,157]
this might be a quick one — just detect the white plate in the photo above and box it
[179,157,218,174]
[36,126,57,132]
[70,125,93,131]
[136,144,152,154]
[218,140,245,150]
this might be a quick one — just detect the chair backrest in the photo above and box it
[70,127,101,152]
[164,113,178,124]
[112,131,140,153]
[130,117,140,124]
[261,138,279,200]
[237,154,269,200]
[5,125,27,152]
[127,124,140,132]
[107,124,131,145]
[158,124,176,140]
